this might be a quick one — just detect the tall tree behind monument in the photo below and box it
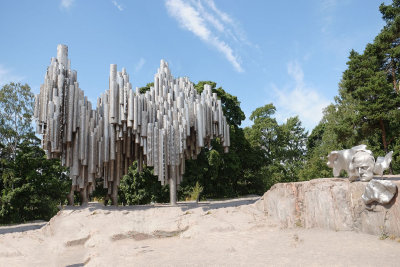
[299,0,400,180]
[0,83,33,160]
[0,83,69,224]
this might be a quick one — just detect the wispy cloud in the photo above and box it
[135,58,146,72]
[112,0,124,11]
[318,0,344,33]
[317,0,357,62]
[60,0,74,10]
[270,61,330,131]
[206,0,255,48]
[0,64,24,86]
[320,0,338,11]
[165,0,245,72]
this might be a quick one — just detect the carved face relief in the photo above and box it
[350,151,375,182]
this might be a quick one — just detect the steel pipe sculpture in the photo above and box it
[34,44,230,205]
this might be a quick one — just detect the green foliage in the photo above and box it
[340,47,400,147]
[178,81,264,200]
[0,83,34,159]
[306,122,325,154]
[179,126,264,199]
[0,134,69,224]
[1,0,399,217]
[185,182,203,201]
[301,1,400,179]
[0,83,69,224]
[5,1,400,217]
[245,104,307,187]
[380,0,400,24]
[139,82,154,94]
[195,81,245,126]
[118,162,169,205]
[126,81,309,202]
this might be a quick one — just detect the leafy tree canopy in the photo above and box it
[0,83,33,158]
[0,83,69,224]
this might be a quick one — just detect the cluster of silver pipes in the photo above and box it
[34,45,230,205]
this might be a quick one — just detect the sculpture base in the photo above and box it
[258,176,400,237]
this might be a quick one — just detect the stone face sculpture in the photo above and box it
[327,145,393,182]
[34,44,230,205]
[362,179,398,205]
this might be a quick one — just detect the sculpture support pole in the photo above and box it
[67,187,74,206]
[169,176,177,206]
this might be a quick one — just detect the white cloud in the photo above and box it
[287,61,304,85]
[0,65,24,86]
[165,0,244,72]
[204,0,233,25]
[135,58,146,72]
[192,0,224,33]
[204,0,252,46]
[112,0,124,11]
[60,0,74,9]
[271,61,330,131]
[320,0,337,11]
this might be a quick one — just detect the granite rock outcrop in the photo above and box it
[258,177,400,237]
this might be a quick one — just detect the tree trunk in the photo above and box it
[379,119,393,174]
[379,119,388,153]
[391,59,399,94]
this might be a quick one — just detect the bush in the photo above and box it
[118,162,169,205]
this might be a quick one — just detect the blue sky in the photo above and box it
[0,0,390,131]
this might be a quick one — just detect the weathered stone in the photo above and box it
[362,179,398,205]
[258,177,400,237]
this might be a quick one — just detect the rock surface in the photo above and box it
[259,176,400,236]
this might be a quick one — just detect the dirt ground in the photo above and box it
[0,197,399,266]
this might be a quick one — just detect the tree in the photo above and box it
[139,82,154,94]
[302,1,400,179]
[378,0,400,94]
[0,83,70,224]
[245,104,307,188]
[195,81,245,126]
[299,118,335,181]
[340,47,400,155]
[0,83,34,159]
[279,116,308,182]
[0,133,69,224]
[115,80,263,203]
[245,104,279,158]
[179,81,263,199]
[118,162,169,205]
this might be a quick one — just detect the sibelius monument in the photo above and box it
[34,44,230,206]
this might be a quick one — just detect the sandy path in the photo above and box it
[102,228,400,266]
[0,197,399,266]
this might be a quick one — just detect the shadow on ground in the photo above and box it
[0,196,260,235]
[0,221,47,235]
[74,195,261,213]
